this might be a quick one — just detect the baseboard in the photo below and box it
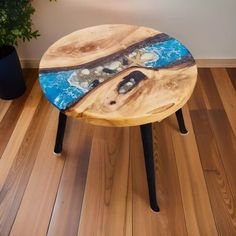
[20,58,236,69]
[196,59,236,68]
[20,59,40,69]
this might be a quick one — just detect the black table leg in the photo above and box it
[175,108,188,134]
[54,112,67,155]
[140,123,160,212]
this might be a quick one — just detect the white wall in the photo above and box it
[17,0,236,60]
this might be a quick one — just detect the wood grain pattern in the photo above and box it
[0,68,235,235]
[39,24,197,127]
[131,124,188,236]
[0,98,51,236]
[207,110,236,197]
[9,108,64,236]
[0,100,11,123]
[130,126,161,236]
[39,25,160,70]
[188,74,211,110]
[0,69,36,158]
[227,68,236,90]
[68,66,197,126]
[189,70,236,235]
[191,110,236,235]
[47,119,94,236]
[20,59,236,70]
[0,80,42,191]
[153,120,188,235]
[78,127,131,236]
[170,106,218,236]
[211,68,236,135]
[197,68,224,109]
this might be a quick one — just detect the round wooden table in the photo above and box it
[39,24,197,212]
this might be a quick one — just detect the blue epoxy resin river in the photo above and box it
[39,36,193,110]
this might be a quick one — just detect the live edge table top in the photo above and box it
[39,24,197,127]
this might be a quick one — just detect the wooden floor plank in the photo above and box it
[227,68,236,90]
[78,127,131,236]
[125,156,132,236]
[153,120,188,235]
[131,123,188,236]
[198,68,224,109]
[187,75,208,111]
[9,108,65,236]
[190,110,221,171]
[170,106,218,236]
[47,120,94,236]
[191,109,236,235]
[0,98,51,236]
[131,126,160,236]
[204,172,236,235]
[0,80,42,191]
[211,68,236,136]
[207,110,236,196]
[0,69,37,158]
[0,100,11,123]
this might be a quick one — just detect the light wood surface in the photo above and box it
[227,68,236,90]
[0,68,235,235]
[171,106,218,236]
[0,70,36,158]
[0,100,11,123]
[20,58,236,69]
[78,127,131,236]
[191,110,236,235]
[67,66,196,126]
[211,68,236,135]
[131,125,188,235]
[0,80,42,191]
[39,24,197,126]
[39,25,159,70]
[9,108,64,236]
[47,121,94,236]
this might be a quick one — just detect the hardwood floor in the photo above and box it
[0,68,235,236]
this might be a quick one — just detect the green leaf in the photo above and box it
[0,0,56,47]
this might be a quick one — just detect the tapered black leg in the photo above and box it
[54,112,67,155]
[140,123,160,212]
[175,109,188,134]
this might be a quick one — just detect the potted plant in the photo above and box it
[0,0,54,99]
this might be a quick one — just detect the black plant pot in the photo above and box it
[0,45,26,99]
